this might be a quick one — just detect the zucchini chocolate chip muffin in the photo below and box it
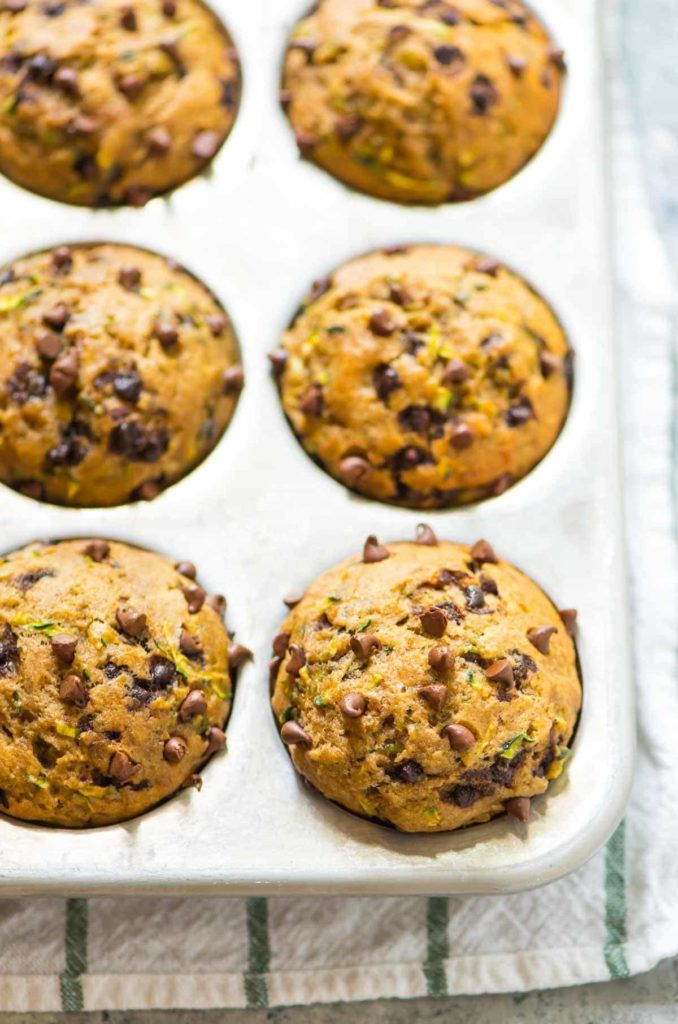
[0,538,251,827]
[0,242,242,507]
[281,0,564,205]
[0,0,240,207]
[272,244,571,509]
[270,527,580,832]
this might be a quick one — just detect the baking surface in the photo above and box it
[0,0,633,895]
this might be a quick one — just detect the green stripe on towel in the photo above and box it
[604,820,630,978]
[423,896,449,996]
[60,897,88,1011]
[245,897,270,1007]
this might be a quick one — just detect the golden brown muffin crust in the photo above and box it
[271,531,581,833]
[282,0,564,204]
[0,538,245,828]
[0,0,240,206]
[274,244,571,509]
[0,242,242,507]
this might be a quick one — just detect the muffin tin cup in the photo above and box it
[0,0,633,895]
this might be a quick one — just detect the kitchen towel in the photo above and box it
[1,1,677,1012]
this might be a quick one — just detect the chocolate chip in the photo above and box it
[415,523,438,546]
[363,535,390,563]
[204,726,226,756]
[182,583,205,613]
[7,362,47,404]
[470,539,497,564]
[399,403,432,432]
[83,540,109,562]
[51,632,77,664]
[118,265,141,291]
[387,759,424,784]
[268,349,288,376]
[14,569,53,592]
[120,4,137,30]
[59,674,87,707]
[450,423,473,450]
[427,645,451,674]
[149,655,176,687]
[178,689,207,720]
[116,606,147,637]
[420,606,447,638]
[117,73,144,99]
[339,455,372,484]
[283,590,304,608]
[4,0,27,11]
[35,329,62,361]
[281,721,311,745]
[17,480,44,501]
[0,623,19,676]
[469,74,499,114]
[505,796,531,822]
[298,383,324,417]
[369,309,399,336]
[153,319,178,347]
[279,88,292,109]
[486,658,514,685]
[433,44,464,67]
[206,593,226,617]
[164,736,187,763]
[559,608,577,636]
[228,642,252,670]
[548,47,566,71]
[443,359,470,384]
[175,632,199,662]
[135,479,161,501]
[181,773,203,791]
[109,751,139,783]
[465,585,485,610]
[285,644,306,677]
[479,573,498,595]
[506,396,534,427]
[161,0,176,15]
[419,683,447,710]
[339,693,366,718]
[288,37,316,59]
[335,113,363,141]
[441,723,476,751]
[27,54,56,82]
[66,113,98,136]
[527,625,557,654]
[350,633,381,661]
[539,350,561,378]
[42,303,70,330]
[492,474,512,496]
[219,364,244,396]
[47,430,87,468]
[147,125,172,154]
[372,363,401,402]
[192,129,221,160]
[388,281,412,307]
[474,256,500,276]
[272,632,290,657]
[113,370,142,403]
[175,560,197,579]
[506,53,527,76]
[269,656,282,689]
[49,348,79,397]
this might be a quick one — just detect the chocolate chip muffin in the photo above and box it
[281,0,564,204]
[0,538,250,827]
[270,528,580,833]
[0,242,242,507]
[0,0,240,207]
[272,244,571,509]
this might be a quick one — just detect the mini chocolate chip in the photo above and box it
[109,751,139,783]
[113,370,142,403]
[427,646,451,674]
[298,383,324,416]
[183,583,205,613]
[469,74,499,114]
[268,349,288,376]
[559,608,577,636]
[479,573,498,595]
[51,633,77,664]
[179,628,201,657]
[175,560,197,579]
[149,655,176,687]
[539,350,561,377]
[363,535,390,563]
[419,683,447,710]
[470,539,497,563]
[223,365,244,395]
[83,540,109,562]
[53,67,80,97]
[178,689,208,720]
[283,590,304,608]
[164,736,187,763]
[335,113,363,140]
[204,726,226,757]
[272,632,290,657]
[441,723,476,751]
[49,348,79,397]
[340,693,366,718]
[450,423,473,450]
[415,523,438,546]
[118,265,141,291]
[228,642,252,670]
[486,658,514,685]
[154,319,178,347]
[116,606,147,637]
[506,397,534,427]
[192,129,221,160]
[206,593,226,616]
[505,796,531,822]
[339,455,371,484]
[59,674,87,707]
[433,44,464,67]
[369,308,399,336]
[527,625,557,654]
[443,359,470,384]
[506,53,527,76]
[147,125,172,154]
[285,644,306,677]
[388,281,412,306]
[281,721,311,745]
[473,256,500,276]
[372,363,401,402]
[420,606,447,638]
[35,328,62,360]
[120,4,137,30]
[350,633,381,661]
[42,303,70,330]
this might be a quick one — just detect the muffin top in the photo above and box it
[281,0,564,205]
[0,538,247,828]
[0,242,242,507]
[273,244,571,509]
[270,529,580,833]
[0,0,240,207]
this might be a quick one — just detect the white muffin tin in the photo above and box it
[0,0,633,895]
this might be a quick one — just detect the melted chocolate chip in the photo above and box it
[469,74,499,114]
[6,362,46,404]
[387,759,424,784]
[0,624,19,677]
[506,396,535,427]
[108,421,169,463]
[149,655,176,688]
[398,404,431,434]
[15,569,54,591]
[433,44,465,68]
[373,363,401,402]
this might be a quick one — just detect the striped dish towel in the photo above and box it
[2,7,677,1015]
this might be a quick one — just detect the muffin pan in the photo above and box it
[0,0,634,895]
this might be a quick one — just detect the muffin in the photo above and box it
[272,244,571,509]
[0,538,250,827]
[0,0,241,207]
[0,242,242,507]
[270,527,580,833]
[281,0,564,205]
